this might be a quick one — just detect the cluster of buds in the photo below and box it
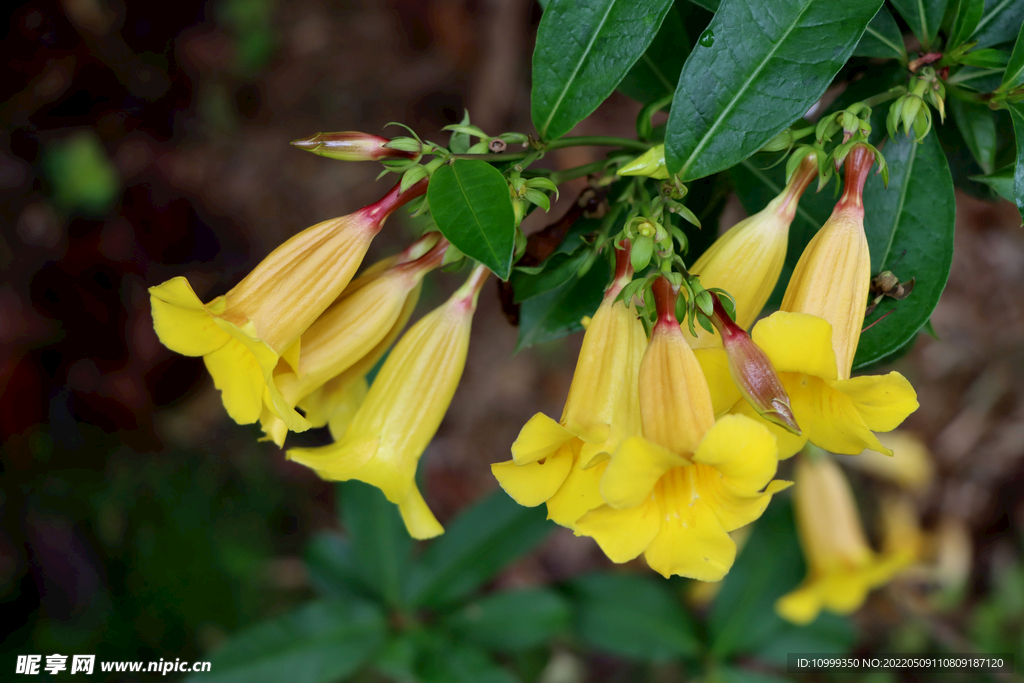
[887,66,945,142]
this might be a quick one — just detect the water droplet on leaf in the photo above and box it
[699,29,714,47]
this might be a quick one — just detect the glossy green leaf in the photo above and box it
[853,5,907,60]
[665,0,883,180]
[618,2,691,104]
[1009,103,1024,221]
[1001,22,1024,91]
[405,489,554,608]
[889,0,948,49]
[960,47,1010,68]
[969,165,1016,202]
[854,132,955,369]
[187,600,387,683]
[532,0,676,141]
[947,0,985,50]
[428,159,516,279]
[951,98,998,174]
[515,256,610,350]
[970,0,1024,48]
[443,588,571,652]
[338,480,412,607]
[567,573,699,661]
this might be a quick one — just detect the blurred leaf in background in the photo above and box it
[42,131,120,216]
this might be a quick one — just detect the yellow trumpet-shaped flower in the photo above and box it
[149,180,427,429]
[842,430,934,494]
[287,264,489,539]
[259,236,446,446]
[492,245,646,529]
[776,453,913,625]
[685,152,818,349]
[575,277,789,581]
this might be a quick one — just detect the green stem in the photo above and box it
[546,136,649,152]
[449,151,530,161]
[861,86,907,108]
[547,160,610,185]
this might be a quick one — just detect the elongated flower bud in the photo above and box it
[619,144,670,179]
[288,265,490,539]
[708,293,800,435]
[290,132,417,161]
[685,152,817,348]
[781,145,873,379]
[149,180,427,428]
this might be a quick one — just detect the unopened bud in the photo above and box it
[619,145,670,179]
[631,234,654,272]
[760,129,794,153]
[709,293,800,434]
[290,132,417,161]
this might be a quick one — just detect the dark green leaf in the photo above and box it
[515,256,610,350]
[946,0,985,50]
[510,249,591,303]
[969,165,1016,202]
[716,668,793,683]
[690,0,720,10]
[618,2,691,104]
[854,132,955,369]
[449,110,472,154]
[428,159,516,279]
[951,97,998,174]
[1002,22,1024,91]
[960,47,1010,68]
[730,157,835,308]
[567,573,699,661]
[665,0,883,180]
[405,489,554,608]
[372,636,419,682]
[532,0,676,140]
[752,612,856,665]
[338,480,413,607]
[889,0,948,49]
[303,533,376,600]
[969,0,1024,49]
[853,5,907,60]
[418,637,520,683]
[188,600,387,683]
[947,65,1005,91]
[1009,103,1024,221]
[443,588,571,652]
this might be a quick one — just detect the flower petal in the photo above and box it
[511,413,576,465]
[287,438,379,484]
[731,398,807,459]
[692,414,778,493]
[398,485,444,539]
[831,372,919,433]
[643,497,736,581]
[775,583,824,625]
[492,443,574,508]
[546,455,607,529]
[149,277,229,357]
[575,500,660,563]
[698,474,792,532]
[203,337,270,424]
[752,311,838,381]
[788,374,889,455]
[694,348,742,416]
[601,435,690,509]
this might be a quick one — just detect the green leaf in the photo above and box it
[443,588,571,652]
[1009,103,1024,222]
[730,157,835,307]
[946,0,985,50]
[187,599,387,683]
[618,1,692,104]
[567,573,699,661]
[853,5,907,60]
[690,0,720,10]
[969,165,1016,202]
[531,0,676,140]
[515,256,610,351]
[854,132,955,370]
[418,637,520,683]
[665,0,883,180]
[889,0,948,49]
[449,110,473,154]
[428,159,516,279]
[969,0,1024,48]
[959,47,1010,68]
[951,97,998,174]
[510,249,591,303]
[43,131,121,216]
[1001,22,1024,91]
[715,668,793,683]
[303,533,377,600]
[405,489,554,608]
[338,481,413,607]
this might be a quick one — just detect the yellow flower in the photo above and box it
[287,264,489,539]
[258,236,445,446]
[685,152,818,349]
[776,453,913,625]
[149,180,426,428]
[492,245,646,529]
[575,277,789,581]
[842,430,934,494]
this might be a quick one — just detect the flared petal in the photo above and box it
[203,334,275,425]
[511,413,577,465]
[492,442,574,508]
[644,496,736,581]
[694,348,742,416]
[149,276,228,357]
[692,414,779,493]
[698,475,792,532]
[831,372,919,433]
[575,500,660,563]
[751,311,838,381]
[730,398,808,459]
[298,375,369,433]
[398,485,444,539]
[287,438,379,484]
[600,435,689,509]
[787,374,889,455]
[546,452,608,529]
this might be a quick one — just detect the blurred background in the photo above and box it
[2,0,1024,680]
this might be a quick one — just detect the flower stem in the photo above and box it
[546,136,650,152]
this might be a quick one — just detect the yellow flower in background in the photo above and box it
[775,453,913,625]
[149,180,427,429]
[841,430,934,494]
[288,264,489,539]
[259,236,446,446]
[684,152,818,349]
[492,244,646,529]
[575,277,789,581]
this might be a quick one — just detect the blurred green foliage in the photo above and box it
[42,132,120,216]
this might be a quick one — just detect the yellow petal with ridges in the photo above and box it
[787,374,889,455]
[731,398,807,459]
[575,500,660,563]
[546,454,607,529]
[511,412,577,465]
[149,276,229,357]
[398,485,444,539]
[644,496,736,581]
[698,475,792,532]
[492,443,574,508]
[752,311,838,381]
[831,372,919,434]
[694,348,742,416]
[287,438,379,485]
[203,337,271,424]
[692,414,778,493]
[601,435,689,509]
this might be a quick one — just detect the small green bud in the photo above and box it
[619,145,670,179]
[631,234,654,272]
